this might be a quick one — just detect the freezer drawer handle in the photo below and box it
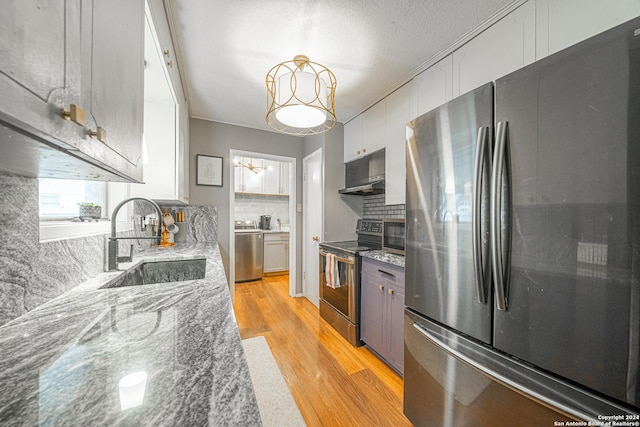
[491,121,511,311]
[411,321,594,423]
[472,126,490,304]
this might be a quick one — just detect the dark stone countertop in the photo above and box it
[362,250,405,268]
[0,243,262,426]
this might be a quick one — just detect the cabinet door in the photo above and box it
[279,162,290,195]
[234,157,244,192]
[536,0,640,58]
[385,82,413,205]
[452,1,535,96]
[387,281,405,374]
[243,158,263,193]
[82,0,145,182]
[414,55,454,117]
[263,239,288,273]
[0,0,83,149]
[263,160,280,194]
[362,100,386,156]
[344,114,364,162]
[360,271,386,354]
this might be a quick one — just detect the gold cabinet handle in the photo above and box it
[388,289,395,296]
[89,126,107,142]
[362,148,367,153]
[166,60,173,68]
[357,150,361,155]
[379,284,384,291]
[163,49,170,57]
[60,104,85,126]
[312,236,319,242]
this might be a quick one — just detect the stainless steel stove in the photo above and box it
[319,219,382,346]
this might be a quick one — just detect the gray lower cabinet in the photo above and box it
[361,257,405,374]
[0,0,144,182]
[263,233,289,274]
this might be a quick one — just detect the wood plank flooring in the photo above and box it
[234,275,413,427]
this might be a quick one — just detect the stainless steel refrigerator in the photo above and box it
[404,17,640,425]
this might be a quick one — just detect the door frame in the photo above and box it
[302,148,324,305]
[228,149,297,300]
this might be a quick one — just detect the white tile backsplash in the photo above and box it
[234,194,289,227]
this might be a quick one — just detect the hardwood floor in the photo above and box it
[234,275,413,427]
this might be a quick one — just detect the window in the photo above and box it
[39,178,106,220]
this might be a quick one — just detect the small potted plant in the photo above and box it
[78,202,102,222]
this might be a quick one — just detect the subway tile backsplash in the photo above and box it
[362,193,405,220]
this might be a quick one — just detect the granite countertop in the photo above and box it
[0,243,262,426]
[362,250,405,268]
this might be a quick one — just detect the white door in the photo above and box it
[303,149,323,307]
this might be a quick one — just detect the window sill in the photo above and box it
[39,220,128,243]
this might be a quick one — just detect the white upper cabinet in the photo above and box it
[452,1,536,97]
[263,160,280,194]
[414,55,454,118]
[0,0,83,151]
[0,0,145,182]
[344,99,387,163]
[362,100,387,156]
[81,0,145,181]
[536,0,640,59]
[344,114,364,162]
[385,82,413,205]
[234,158,288,195]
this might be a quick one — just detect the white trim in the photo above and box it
[229,149,298,299]
[302,148,323,306]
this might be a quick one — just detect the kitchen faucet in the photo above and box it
[107,197,163,271]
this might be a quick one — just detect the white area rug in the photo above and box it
[242,336,306,427]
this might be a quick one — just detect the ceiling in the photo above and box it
[166,0,521,134]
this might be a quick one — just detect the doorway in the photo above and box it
[302,148,323,307]
[228,150,297,301]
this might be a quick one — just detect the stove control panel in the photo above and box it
[357,219,383,235]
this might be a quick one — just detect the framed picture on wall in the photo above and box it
[196,154,223,187]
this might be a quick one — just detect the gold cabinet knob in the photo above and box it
[312,236,319,242]
[60,104,85,126]
[163,49,170,57]
[388,289,395,296]
[362,148,367,153]
[89,126,107,142]
[357,150,361,155]
[166,60,173,68]
[379,284,384,291]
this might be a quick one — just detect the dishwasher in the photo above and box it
[234,221,263,282]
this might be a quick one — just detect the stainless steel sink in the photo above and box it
[100,258,207,289]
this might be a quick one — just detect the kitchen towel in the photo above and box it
[325,253,342,289]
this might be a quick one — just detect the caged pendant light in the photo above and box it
[266,54,337,135]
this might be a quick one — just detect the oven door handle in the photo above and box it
[319,249,355,265]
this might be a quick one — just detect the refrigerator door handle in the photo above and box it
[491,121,509,310]
[472,126,489,304]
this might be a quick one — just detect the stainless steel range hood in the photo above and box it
[338,179,385,195]
[339,149,385,195]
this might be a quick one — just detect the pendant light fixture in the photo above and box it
[266,54,337,135]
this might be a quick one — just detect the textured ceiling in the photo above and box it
[167,0,520,133]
